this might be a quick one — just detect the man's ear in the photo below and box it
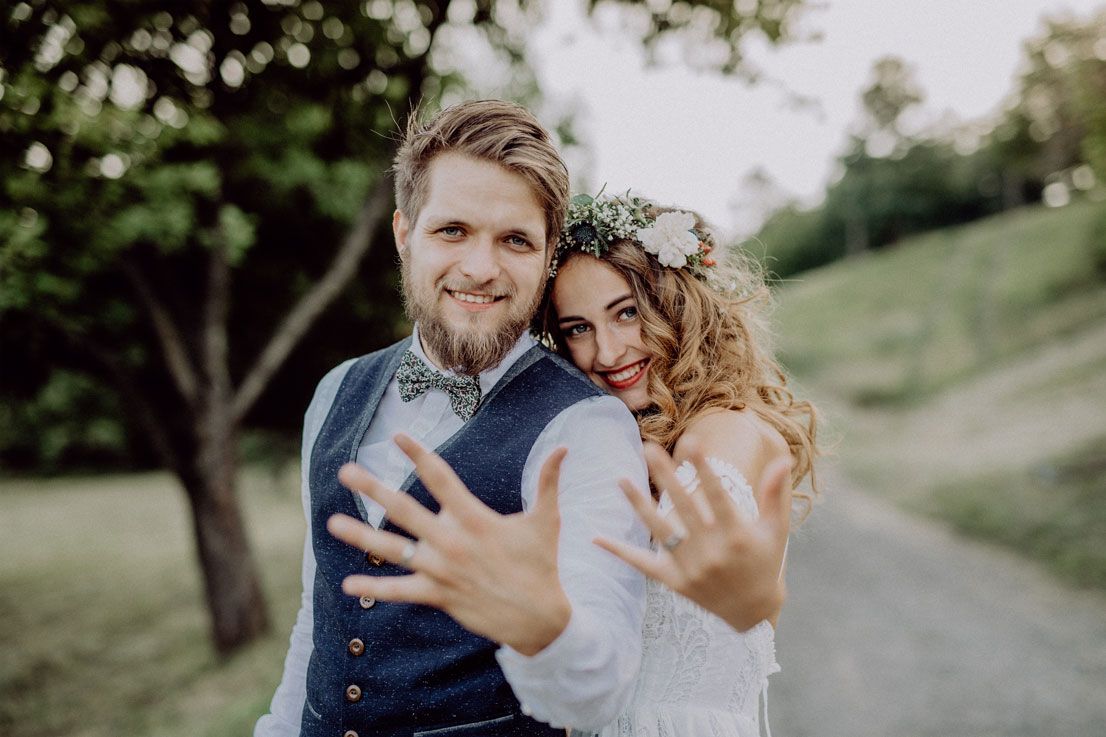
[393,209,410,261]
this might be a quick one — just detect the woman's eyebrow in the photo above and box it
[605,293,634,310]
[558,294,633,325]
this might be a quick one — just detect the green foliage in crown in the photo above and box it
[558,192,652,258]
[556,192,720,279]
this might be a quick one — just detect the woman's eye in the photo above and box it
[618,305,639,320]
[565,324,589,337]
[506,235,531,249]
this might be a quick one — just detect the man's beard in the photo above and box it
[401,261,545,376]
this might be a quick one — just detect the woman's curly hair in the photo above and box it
[538,205,818,509]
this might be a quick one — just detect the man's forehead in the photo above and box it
[420,154,546,233]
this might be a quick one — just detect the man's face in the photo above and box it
[394,152,549,375]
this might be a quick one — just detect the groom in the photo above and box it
[254,100,649,737]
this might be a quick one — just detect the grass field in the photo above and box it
[0,467,305,737]
[774,199,1106,588]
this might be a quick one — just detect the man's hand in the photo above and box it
[327,433,571,656]
[594,443,791,633]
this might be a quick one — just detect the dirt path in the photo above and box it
[769,467,1106,737]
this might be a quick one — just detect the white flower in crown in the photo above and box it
[637,211,701,269]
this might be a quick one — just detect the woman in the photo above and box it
[542,192,818,737]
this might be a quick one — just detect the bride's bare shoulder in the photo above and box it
[673,409,789,478]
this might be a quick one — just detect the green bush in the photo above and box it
[1088,204,1106,279]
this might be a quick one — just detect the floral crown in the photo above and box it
[554,192,717,278]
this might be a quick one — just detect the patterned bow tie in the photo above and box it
[395,349,482,421]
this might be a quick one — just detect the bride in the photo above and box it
[542,193,817,736]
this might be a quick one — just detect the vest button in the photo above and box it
[359,596,375,609]
[345,684,362,703]
[344,731,359,737]
[348,638,365,656]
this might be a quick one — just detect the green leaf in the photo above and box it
[218,204,258,266]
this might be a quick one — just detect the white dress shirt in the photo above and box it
[254,326,649,735]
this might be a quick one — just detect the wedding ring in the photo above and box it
[661,532,686,552]
[399,542,418,567]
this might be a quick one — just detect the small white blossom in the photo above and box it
[638,211,699,269]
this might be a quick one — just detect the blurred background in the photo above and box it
[2,1,1104,735]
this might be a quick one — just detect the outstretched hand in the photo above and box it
[326,434,571,656]
[594,442,791,633]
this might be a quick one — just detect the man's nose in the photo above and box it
[457,237,501,285]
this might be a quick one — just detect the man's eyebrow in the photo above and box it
[422,217,470,229]
[503,226,543,242]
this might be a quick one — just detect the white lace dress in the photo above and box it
[594,458,781,737]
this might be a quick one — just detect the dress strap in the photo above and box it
[760,639,782,737]
[778,537,789,581]
[761,678,772,737]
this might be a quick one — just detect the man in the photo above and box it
[255,100,649,737]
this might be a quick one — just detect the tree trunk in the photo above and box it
[183,424,270,654]
[845,208,869,254]
[1002,170,1026,210]
[183,234,270,653]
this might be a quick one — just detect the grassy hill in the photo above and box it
[773,199,1106,588]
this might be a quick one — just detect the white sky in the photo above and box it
[524,0,1106,235]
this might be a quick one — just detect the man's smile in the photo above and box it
[446,289,507,311]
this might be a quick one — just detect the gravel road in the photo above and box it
[770,469,1106,737]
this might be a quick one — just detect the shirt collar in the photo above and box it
[410,323,537,396]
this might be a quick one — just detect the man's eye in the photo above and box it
[440,226,464,237]
[618,305,638,320]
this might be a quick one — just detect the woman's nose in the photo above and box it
[594,326,627,367]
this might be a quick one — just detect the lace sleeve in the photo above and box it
[658,457,759,520]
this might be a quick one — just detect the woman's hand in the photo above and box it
[326,433,571,656]
[594,442,792,632]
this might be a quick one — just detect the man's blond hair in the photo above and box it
[392,100,570,249]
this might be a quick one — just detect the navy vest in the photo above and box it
[303,338,602,737]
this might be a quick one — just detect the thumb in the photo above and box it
[532,447,568,528]
[756,457,793,543]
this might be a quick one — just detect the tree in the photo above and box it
[1,0,810,654]
[839,56,924,252]
[981,10,1106,208]
[858,56,923,144]
[754,10,1106,280]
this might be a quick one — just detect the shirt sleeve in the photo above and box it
[254,360,354,737]
[496,394,649,730]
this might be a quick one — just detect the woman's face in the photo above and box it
[551,255,654,411]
